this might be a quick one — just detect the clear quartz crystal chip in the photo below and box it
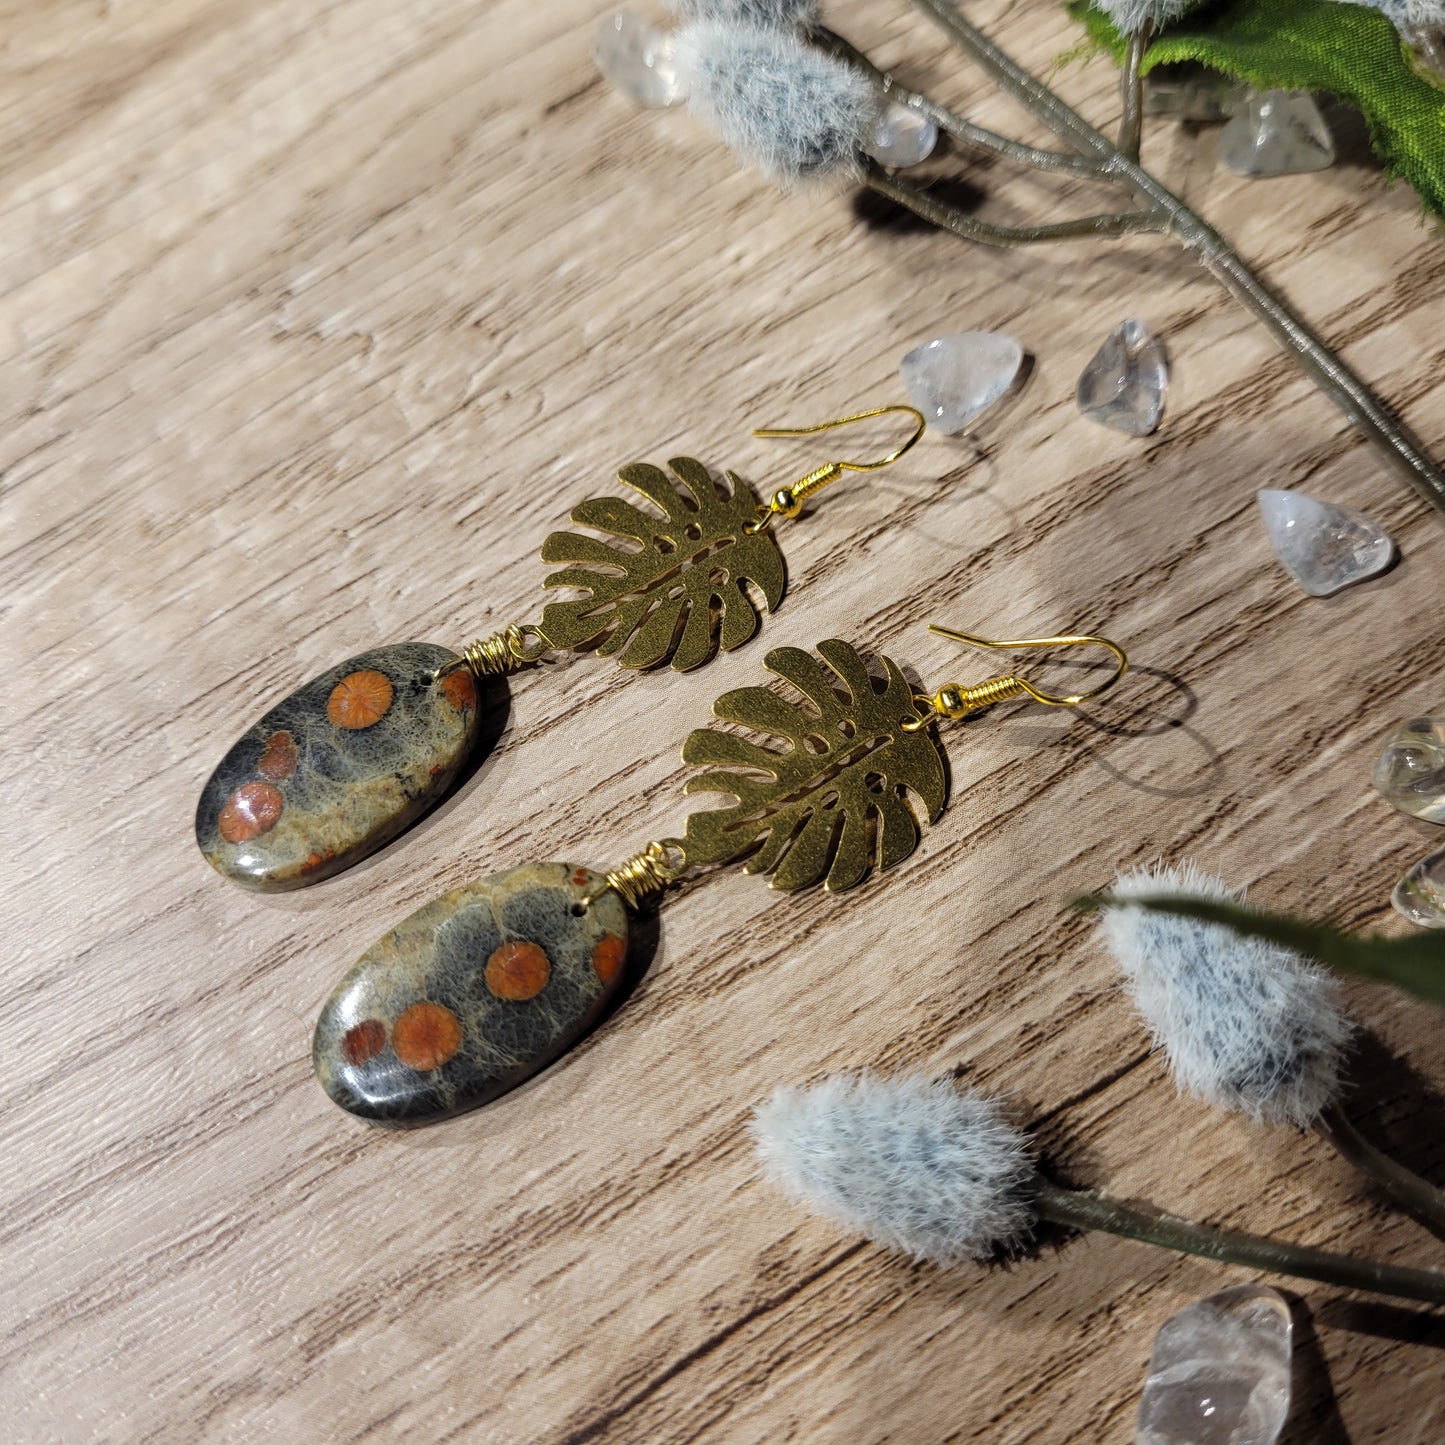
[1218,90,1335,177]
[1137,1285,1292,1445]
[899,330,1024,433]
[1256,489,1395,597]
[1076,319,1167,437]
[866,101,938,169]
[1394,845,1445,929]
[1373,716,1445,824]
[593,12,686,109]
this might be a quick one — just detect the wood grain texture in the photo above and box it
[4,1,1445,1439]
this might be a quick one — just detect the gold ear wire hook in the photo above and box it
[745,404,926,530]
[903,625,1129,730]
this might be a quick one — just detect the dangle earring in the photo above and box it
[313,623,1128,1123]
[194,405,925,891]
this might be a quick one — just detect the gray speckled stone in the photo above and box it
[314,862,630,1123]
[196,643,484,890]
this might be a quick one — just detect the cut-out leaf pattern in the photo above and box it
[538,458,786,672]
[681,639,948,892]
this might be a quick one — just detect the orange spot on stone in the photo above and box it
[440,670,477,713]
[257,730,298,781]
[301,849,335,874]
[218,781,284,843]
[391,1002,463,1071]
[327,669,394,730]
[341,1019,387,1066]
[571,868,590,888]
[485,941,551,1001]
[592,934,626,986]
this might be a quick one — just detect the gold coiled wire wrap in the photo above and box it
[451,624,548,679]
[746,463,845,532]
[584,840,685,913]
[745,404,926,531]
[902,628,1128,732]
[946,675,1028,713]
[788,460,845,507]
[903,676,1029,731]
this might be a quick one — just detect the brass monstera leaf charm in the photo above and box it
[537,458,785,672]
[681,639,948,892]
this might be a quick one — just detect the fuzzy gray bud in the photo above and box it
[676,21,878,187]
[1100,863,1353,1128]
[752,1073,1037,1264]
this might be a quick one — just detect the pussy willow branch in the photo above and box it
[1316,1101,1445,1242]
[1117,23,1152,162]
[822,30,1107,177]
[1034,1176,1445,1304]
[849,0,1445,515]
[866,163,1160,242]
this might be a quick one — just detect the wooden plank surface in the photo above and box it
[5,1,1445,1439]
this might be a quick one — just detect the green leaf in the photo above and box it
[1074,892,1445,1007]
[1067,0,1445,219]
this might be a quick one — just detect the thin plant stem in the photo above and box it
[910,0,1119,159]
[1033,1175,1445,1305]
[819,28,1109,177]
[1316,1101,1445,1241]
[1117,23,1153,161]
[865,162,1161,243]
[903,0,1445,515]
[907,90,1106,175]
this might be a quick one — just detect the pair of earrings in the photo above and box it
[195,405,926,891]
[314,625,1128,1123]
[195,401,1131,1126]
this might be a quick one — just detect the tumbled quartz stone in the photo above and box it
[1218,90,1335,177]
[1256,489,1395,597]
[1137,1285,1292,1445]
[899,331,1023,434]
[594,11,686,109]
[865,101,938,169]
[1373,716,1445,824]
[1076,319,1167,437]
[314,862,630,1122]
[1394,846,1445,929]
[196,643,483,890]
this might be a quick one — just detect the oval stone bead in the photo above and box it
[196,643,484,890]
[313,862,630,1123]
